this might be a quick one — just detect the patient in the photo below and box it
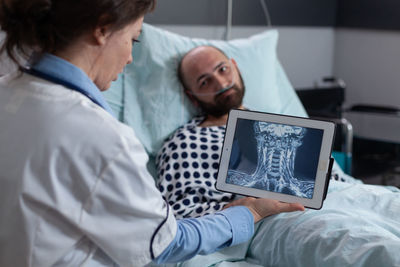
[156,45,351,219]
[154,45,400,266]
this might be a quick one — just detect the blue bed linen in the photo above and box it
[153,181,400,267]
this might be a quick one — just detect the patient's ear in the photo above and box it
[231,58,238,68]
[231,58,237,66]
[184,89,199,107]
[231,58,242,79]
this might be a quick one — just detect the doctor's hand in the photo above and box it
[224,197,305,223]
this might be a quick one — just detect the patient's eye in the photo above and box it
[219,64,231,75]
[199,79,208,88]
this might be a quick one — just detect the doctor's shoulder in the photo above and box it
[61,93,147,159]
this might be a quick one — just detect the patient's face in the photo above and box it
[181,46,245,117]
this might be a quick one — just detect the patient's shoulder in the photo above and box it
[155,116,205,165]
[164,116,205,142]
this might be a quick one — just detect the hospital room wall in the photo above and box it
[333,0,400,108]
[333,30,400,109]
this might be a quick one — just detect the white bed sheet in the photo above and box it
[152,180,400,267]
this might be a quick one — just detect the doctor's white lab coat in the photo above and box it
[0,72,177,266]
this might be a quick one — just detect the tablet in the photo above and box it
[216,109,336,209]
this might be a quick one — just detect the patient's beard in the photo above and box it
[196,84,245,118]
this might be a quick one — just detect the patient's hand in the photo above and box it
[224,197,305,223]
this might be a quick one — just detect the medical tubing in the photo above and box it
[224,0,232,40]
[188,83,234,97]
[150,197,170,260]
[216,82,234,95]
[260,0,272,26]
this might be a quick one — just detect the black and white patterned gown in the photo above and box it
[156,116,235,219]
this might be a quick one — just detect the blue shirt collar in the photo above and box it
[30,53,115,117]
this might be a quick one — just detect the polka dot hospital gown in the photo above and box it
[156,117,235,219]
[156,116,352,219]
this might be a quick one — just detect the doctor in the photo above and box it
[0,0,304,266]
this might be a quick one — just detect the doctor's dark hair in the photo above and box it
[0,0,156,66]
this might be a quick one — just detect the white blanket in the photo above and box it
[153,180,400,267]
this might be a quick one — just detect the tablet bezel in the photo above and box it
[216,109,336,209]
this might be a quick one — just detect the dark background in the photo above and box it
[145,0,400,31]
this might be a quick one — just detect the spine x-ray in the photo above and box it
[226,119,323,199]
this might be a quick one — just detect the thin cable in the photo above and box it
[224,0,233,40]
[187,81,235,97]
[260,0,272,27]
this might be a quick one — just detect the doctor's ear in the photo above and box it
[93,14,115,45]
[94,14,117,45]
[93,25,112,45]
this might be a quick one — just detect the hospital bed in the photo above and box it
[296,85,353,175]
[103,24,400,267]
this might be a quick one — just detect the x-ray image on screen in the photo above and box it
[226,119,324,199]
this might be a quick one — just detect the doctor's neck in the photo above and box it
[53,41,100,81]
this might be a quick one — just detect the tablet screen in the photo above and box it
[226,118,323,199]
[216,109,335,209]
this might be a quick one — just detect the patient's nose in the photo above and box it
[214,74,230,90]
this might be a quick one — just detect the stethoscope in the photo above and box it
[21,67,112,115]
